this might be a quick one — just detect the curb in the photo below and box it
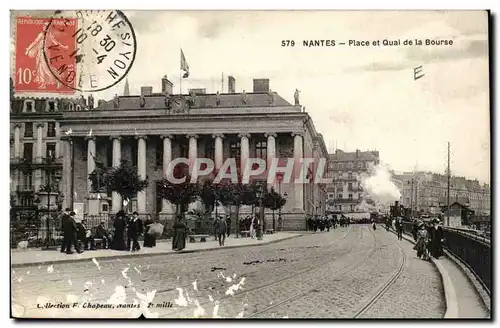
[11,234,303,268]
[442,249,491,313]
[385,227,459,319]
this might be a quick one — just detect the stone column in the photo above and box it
[187,134,198,169]
[13,124,21,159]
[110,136,122,213]
[55,122,61,158]
[61,136,72,210]
[238,133,250,175]
[292,132,304,210]
[86,136,96,194]
[161,135,174,213]
[212,133,224,170]
[265,132,277,188]
[136,135,147,213]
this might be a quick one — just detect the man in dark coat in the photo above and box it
[95,220,110,249]
[429,218,444,258]
[62,211,82,254]
[112,211,127,250]
[127,211,143,252]
[172,216,187,251]
[216,216,227,246]
[59,208,72,253]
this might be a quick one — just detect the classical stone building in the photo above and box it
[57,76,328,230]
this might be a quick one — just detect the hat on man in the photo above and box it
[431,218,440,223]
[70,211,76,216]
[132,211,139,216]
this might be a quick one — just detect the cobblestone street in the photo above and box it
[11,225,445,319]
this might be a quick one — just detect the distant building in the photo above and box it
[394,171,490,217]
[326,149,380,213]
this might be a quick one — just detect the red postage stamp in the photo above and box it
[14,16,77,94]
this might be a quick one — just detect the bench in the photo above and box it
[265,229,275,235]
[240,230,251,237]
[188,234,209,243]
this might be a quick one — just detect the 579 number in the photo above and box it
[281,40,295,47]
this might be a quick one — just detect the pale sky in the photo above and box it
[12,10,491,184]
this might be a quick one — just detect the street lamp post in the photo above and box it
[256,185,264,240]
[43,170,61,250]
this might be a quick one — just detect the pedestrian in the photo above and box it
[59,208,72,253]
[429,218,444,258]
[112,210,127,250]
[413,221,430,260]
[216,216,227,246]
[172,216,187,251]
[79,219,95,250]
[249,214,256,238]
[396,217,403,240]
[95,220,110,249]
[226,215,231,238]
[143,214,156,248]
[127,211,143,252]
[62,211,82,254]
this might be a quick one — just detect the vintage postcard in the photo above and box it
[10,10,491,319]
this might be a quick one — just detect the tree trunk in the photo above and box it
[272,210,275,231]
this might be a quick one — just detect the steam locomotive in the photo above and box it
[390,201,412,221]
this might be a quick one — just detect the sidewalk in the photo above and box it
[387,227,490,318]
[11,232,302,268]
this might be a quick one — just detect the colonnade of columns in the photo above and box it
[62,132,305,214]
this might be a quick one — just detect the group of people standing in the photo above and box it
[306,215,350,232]
[58,208,158,254]
[412,218,444,260]
[111,210,157,251]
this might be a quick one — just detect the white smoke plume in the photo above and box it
[359,164,401,207]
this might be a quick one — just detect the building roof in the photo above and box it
[328,149,379,162]
[95,92,292,110]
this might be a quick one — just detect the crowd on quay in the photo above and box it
[383,216,444,261]
[58,208,157,255]
[306,214,351,232]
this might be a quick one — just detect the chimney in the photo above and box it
[161,75,173,95]
[253,79,270,92]
[141,86,153,96]
[228,76,236,94]
[356,149,360,158]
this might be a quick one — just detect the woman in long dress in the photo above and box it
[143,214,156,248]
[112,211,127,250]
[172,216,187,251]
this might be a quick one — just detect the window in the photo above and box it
[338,194,342,199]
[205,140,215,162]
[155,139,163,167]
[46,100,57,112]
[47,122,56,137]
[230,140,241,170]
[106,143,113,167]
[348,172,353,180]
[348,182,353,190]
[357,161,363,169]
[347,162,353,169]
[24,123,33,138]
[350,205,354,211]
[23,143,33,162]
[348,194,353,200]
[46,143,56,159]
[23,100,35,113]
[255,139,267,159]
[24,172,33,190]
[101,203,109,212]
[180,142,189,158]
[338,163,344,170]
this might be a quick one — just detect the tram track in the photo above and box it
[157,227,367,317]
[351,241,407,318]
[243,227,382,318]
